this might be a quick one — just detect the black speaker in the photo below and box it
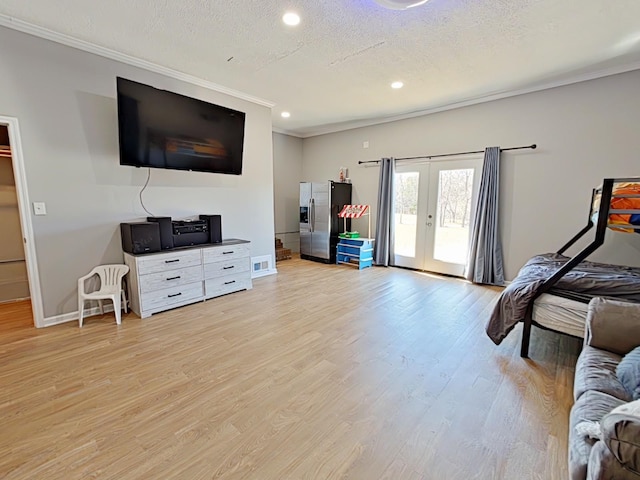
[199,214,222,243]
[120,222,161,254]
[147,216,174,250]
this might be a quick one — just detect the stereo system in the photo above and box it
[120,222,162,255]
[146,216,174,250]
[120,214,222,255]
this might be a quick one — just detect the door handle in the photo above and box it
[310,198,316,232]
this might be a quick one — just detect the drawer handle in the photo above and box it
[165,259,180,264]
[166,276,181,281]
[168,292,182,298]
[224,280,236,285]
[222,251,234,255]
[223,266,235,270]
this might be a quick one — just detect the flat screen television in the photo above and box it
[116,77,246,175]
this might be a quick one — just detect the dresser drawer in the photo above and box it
[139,264,203,294]
[140,282,203,311]
[202,244,250,264]
[137,250,202,275]
[203,258,250,279]
[204,273,251,298]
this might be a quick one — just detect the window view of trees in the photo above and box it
[437,169,473,227]
[394,172,419,224]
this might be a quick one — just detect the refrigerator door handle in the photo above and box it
[310,198,315,232]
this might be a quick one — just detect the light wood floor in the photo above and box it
[0,257,581,480]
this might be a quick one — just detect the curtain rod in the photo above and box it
[357,144,537,165]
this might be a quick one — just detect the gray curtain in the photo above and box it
[374,157,395,266]
[466,147,505,285]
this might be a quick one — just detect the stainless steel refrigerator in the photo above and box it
[300,181,352,263]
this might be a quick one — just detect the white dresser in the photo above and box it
[124,239,252,318]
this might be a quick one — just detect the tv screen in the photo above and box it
[116,77,245,175]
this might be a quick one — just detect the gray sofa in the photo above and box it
[569,297,640,480]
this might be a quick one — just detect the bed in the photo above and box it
[532,293,589,339]
[486,177,640,357]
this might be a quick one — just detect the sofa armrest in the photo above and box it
[585,298,640,356]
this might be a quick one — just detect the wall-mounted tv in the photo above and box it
[116,77,246,175]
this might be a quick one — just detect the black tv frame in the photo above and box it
[116,77,246,175]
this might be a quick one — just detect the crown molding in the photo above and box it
[272,126,303,138]
[0,14,275,108]
[2,14,638,138]
[295,60,640,138]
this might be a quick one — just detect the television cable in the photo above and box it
[139,168,155,217]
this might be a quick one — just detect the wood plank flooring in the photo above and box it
[0,257,581,480]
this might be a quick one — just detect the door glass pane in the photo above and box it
[394,172,419,257]
[433,168,474,264]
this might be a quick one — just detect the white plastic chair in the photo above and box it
[78,264,129,327]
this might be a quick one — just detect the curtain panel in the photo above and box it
[466,147,505,285]
[374,157,395,266]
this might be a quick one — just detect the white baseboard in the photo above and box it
[252,267,278,279]
[43,262,277,326]
[43,304,116,327]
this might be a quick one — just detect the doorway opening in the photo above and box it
[393,157,483,277]
[0,117,43,328]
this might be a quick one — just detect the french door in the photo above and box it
[393,158,483,276]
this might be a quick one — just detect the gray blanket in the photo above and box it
[486,253,640,344]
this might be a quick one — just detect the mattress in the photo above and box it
[531,293,589,339]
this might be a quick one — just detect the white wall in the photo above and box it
[0,26,275,319]
[272,132,303,252]
[302,70,640,280]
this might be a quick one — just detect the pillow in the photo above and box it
[601,399,640,475]
[617,346,640,400]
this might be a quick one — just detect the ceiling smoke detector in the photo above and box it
[372,0,429,9]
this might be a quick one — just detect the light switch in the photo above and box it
[33,202,47,216]
[363,141,369,149]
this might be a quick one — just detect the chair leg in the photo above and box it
[78,298,84,328]
[121,289,128,314]
[98,299,104,315]
[113,296,122,325]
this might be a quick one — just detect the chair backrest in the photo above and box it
[92,264,130,287]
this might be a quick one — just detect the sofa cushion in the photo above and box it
[586,299,640,356]
[601,400,640,476]
[569,390,627,480]
[575,345,631,403]
[586,440,640,480]
[617,347,640,401]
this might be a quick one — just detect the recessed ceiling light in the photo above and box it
[281,111,291,118]
[373,0,429,9]
[391,81,404,89]
[282,12,300,26]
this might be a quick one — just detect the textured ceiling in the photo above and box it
[1,0,640,136]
